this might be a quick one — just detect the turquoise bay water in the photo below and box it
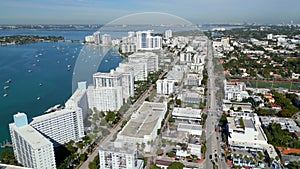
[0,25,239,152]
[0,42,122,150]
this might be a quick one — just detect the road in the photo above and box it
[79,53,179,169]
[203,39,229,169]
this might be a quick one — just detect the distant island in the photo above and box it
[0,35,65,45]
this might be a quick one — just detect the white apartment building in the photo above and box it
[128,52,159,73]
[116,63,135,99]
[87,86,123,112]
[121,32,137,53]
[99,142,144,169]
[165,30,172,39]
[224,81,249,101]
[121,44,137,53]
[127,61,148,81]
[65,81,88,119]
[101,34,112,46]
[193,54,205,64]
[87,68,134,112]
[85,35,94,43]
[184,73,202,86]
[156,79,175,95]
[30,108,85,146]
[93,71,123,88]
[93,31,101,45]
[180,52,193,63]
[117,102,167,152]
[127,52,159,81]
[9,113,56,169]
[136,30,162,50]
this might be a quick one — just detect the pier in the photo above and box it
[0,140,12,148]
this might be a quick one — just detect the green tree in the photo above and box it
[88,154,100,169]
[167,151,176,158]
[168,117,175,123]
[278,108,293,117]
[80,153,88,161]
[167,162,184,169]
[105,111,116,122]
[150,164,162,169]
[201,144,207,154]
[157,149,164,156]
[0,150,18,165]
[175,99,182,106]
[77,141,84,149]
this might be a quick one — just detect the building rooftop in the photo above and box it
[93,70,123,78]
[65,88,86,108]
[178,123,202,131]
[172,107,202,119]
[0,164,32,169]
[119,102,166,138]
[259,116,300,132]
[100,141,136,154]
[244,119,255,130]
[30,109,75,124]
[10,124,51,149]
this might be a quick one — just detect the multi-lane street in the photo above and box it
[203,39,229,169]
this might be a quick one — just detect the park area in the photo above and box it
[247,81,300,90]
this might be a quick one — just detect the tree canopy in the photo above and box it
[167,162,184,169]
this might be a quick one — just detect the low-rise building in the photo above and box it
[177,123,202,136]
[166,65,187,83]
[172,107,202,122]
[260,116,300,133]
[180,91,202,104]
[227,114,278,159]
[117,102,167,152]
[222,100,253,113]
[224,81,249,101]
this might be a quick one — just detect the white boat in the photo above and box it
[6,79,12,83]
[67,65,71,71]
[28,70,32,73]
[3,94,8,97]
[3,86,9,90]
[37,97,41,100]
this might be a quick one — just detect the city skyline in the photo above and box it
[1,0,300,24]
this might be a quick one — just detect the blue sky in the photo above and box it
[0,0,299,24]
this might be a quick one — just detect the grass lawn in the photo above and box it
[249,81,300,90]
